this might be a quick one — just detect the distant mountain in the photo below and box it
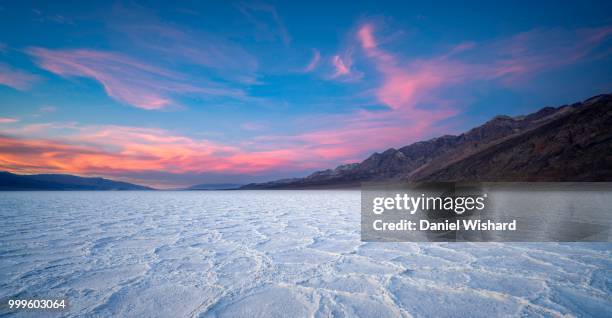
[0,172,153,190]
[186,183,243,190]
[242,94,612,189]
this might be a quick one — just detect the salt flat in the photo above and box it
[0,191,610,317]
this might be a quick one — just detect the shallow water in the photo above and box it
[0,191,610,317]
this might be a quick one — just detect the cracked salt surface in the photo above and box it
[0,191,610,317]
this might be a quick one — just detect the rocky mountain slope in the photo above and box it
[242,94,611,189]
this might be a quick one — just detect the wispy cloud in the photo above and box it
[38,106,57,113]
[0,117,18,124]
[303,49,321,72]
[0,63,39,90]
[283,22,612,162]
[483,26,612,82]
[331,55,350,77]
[329,47,363,81]
[357,23,467,110]
[355,23,612,109]
[31,8,74,25]
[107,4,259,83]
[241,121,268,131]
[297,22,612,162]
[28,48,245,110]
[22,3,261,110]
[235,2,291,45]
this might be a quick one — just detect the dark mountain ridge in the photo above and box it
[242,94,611,189]
[0,172,153,190]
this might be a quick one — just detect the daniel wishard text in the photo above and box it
[369,193,517,232]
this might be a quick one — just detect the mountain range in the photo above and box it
[0,172,152,190]
[242,94,612,189]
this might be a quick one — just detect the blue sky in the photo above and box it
[0,0,611,187]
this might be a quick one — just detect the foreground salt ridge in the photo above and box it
[0,191,610,317]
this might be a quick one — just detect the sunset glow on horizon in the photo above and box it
[1,1,611,188]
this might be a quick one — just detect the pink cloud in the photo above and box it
[447,42,476,56]
[0,117,18,124]
[299,23,612,164]
[356,23,612,108]
[0,123,347,187]
[331,55,350,77]
[241,121,268,131]
[256,23,468,161]
[357,24,468,110]
[358,24,377,49]
[0,63,39,90]
[483,26,612,82]
[291,105,456,160]
[28,48,244,110]
[304,49,321,72]
[1,115,448,187]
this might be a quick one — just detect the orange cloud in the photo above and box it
[0,123,364,187]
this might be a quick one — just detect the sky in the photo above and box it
[0,0,611,188]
